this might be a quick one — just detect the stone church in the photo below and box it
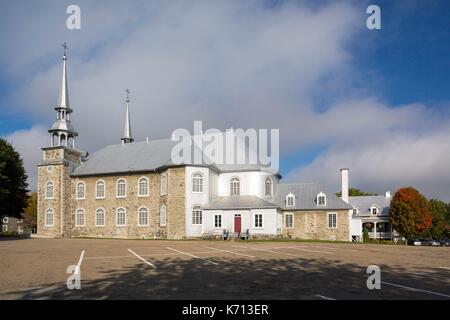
[37,46,352,240]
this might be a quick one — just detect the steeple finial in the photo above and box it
[57,42,70,110]
[121,89,134,144]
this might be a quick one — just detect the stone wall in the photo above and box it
[282,210,349,241]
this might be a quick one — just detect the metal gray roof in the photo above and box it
[72,139,277,176]
[348,195,390,216]
[272,183,352,210]
[202,195,278,210]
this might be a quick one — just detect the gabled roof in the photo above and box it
[202,195,278,210]
[71,138,280,177]
[272,183,351,210]
[348,195,390,216]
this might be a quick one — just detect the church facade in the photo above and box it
[37,47,352,241]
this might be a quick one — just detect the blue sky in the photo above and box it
[1,0,450,199]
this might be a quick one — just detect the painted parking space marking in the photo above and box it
[439,267,450,271]
[238,246,301,258]
[382,281,450,298]
[286,246,332,254]
[76,250,85,274]
[127,249,157,269]
[202,246,256,258]
[315,294,336,300]
[167,247,219,265]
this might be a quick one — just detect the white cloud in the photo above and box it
[6,126,49,191]
[1,1,450,200]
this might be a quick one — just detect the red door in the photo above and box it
[234,215,242,233]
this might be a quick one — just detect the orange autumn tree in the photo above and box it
[389,187,432,239]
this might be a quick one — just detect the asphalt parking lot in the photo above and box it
[0,238,449,300]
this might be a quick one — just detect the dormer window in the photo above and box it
[286,193,295,207]
[370,205,379,215]
[352,206,359,215]
[316,192,326,206]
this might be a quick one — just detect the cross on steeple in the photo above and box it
[61,42,68,57]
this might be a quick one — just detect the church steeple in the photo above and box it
[48,42,78,148]
[121,89,134,144]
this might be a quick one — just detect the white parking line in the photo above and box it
[439,267,450,271]
[240,246,301,258]
[287,247,332,254]
[315,294,336,300]
[75,250,85,275]
[382,281,450,298]
[167,247,219,265]
[128,249,157,269]
[202,246,256,258]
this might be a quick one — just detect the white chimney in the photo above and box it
[340,168,349,203]
[385,191,391,198]
[146,137,149,143]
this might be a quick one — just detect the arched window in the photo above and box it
[160,174,167,195]
[230,177,240,196]
[116,208,126,226]
[116,179,127,198]
[76,182,85,199]
[138,207,149,226]
[316,192,327,206]
[286,193,295,207]
[45,181,54,199]
[192,172,204,193]
[45,209,54,226]
[192,205,202,225]
[95,208,105,226]
[160,205,167,226]
[265,177,273,196]
[138,177,149,197]
[75,209,85,226]
[96,180,105,199]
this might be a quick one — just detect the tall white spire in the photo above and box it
[121,89,134,144]
[48,42,78,148]
[58,42,70,111]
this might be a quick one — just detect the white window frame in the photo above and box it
[2,225,8,233]
[370,205,379,215]
[116,178,127,198]
[192,172,204,193]
[75,209,85,227]
[214,214,222,228]
[45,209,54,227]
[2,217,8,224]
[17,226,23,234]
[317,192,327,206]
[138,207,149,227]
[95,180,105,199]
[230,177,240,196]
[116,208,127,227]
[160,174,167,196]
[138,177,149,197]
[76,181,86,200]
[285,213,294,228]
[352,206,359,215]
[265,177,273,196]
[95,208,105,227]
[192,205,202,225]
[160,205,167,226]
[327,212,337,229]
[286,193,295,207]
[45,181,54,199]
[254,213,263,228]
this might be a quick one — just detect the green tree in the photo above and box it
[336,188,378,197]
[389,187,432,240]
[0,138,29,221]
[22,192,37,231]
[425,199,448,238]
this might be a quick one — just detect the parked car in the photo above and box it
[407,239,422,246]
[419,238,440,246]
[436,239,450,246]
